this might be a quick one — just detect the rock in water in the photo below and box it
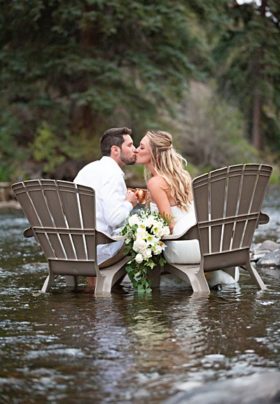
[166,371,280,404]
[257,249,280,267]
[251,240,280,261]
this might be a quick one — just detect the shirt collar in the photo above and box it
[100,156,125,177]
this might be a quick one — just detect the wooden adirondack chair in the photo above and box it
[11,179,128,295]
[163,164,272,293]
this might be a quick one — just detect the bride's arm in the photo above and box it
[147,176,174,233]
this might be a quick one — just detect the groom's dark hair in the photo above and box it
[100,127,133,156]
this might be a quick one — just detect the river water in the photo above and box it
[0,187,280,403]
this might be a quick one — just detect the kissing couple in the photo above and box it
[74,127,235,290]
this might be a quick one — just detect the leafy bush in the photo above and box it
[177,82,258,169]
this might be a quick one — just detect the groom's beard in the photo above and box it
[120,152,136,166]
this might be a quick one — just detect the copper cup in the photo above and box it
[135,188,148,204]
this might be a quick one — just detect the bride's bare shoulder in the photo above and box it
[147,176,168,190]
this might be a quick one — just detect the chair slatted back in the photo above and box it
[12,180,96,262]
[193,164,272,270]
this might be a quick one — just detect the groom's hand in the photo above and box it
[126,190,138,207]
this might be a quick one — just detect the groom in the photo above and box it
[74,127,138,289]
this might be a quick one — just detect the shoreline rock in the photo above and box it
[251,240,280,268]
[165,371,280,404]
[0,200,21,210]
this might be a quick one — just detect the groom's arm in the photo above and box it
[102,175,134,229]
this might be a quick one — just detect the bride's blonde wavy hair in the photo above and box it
[145,130,193,210]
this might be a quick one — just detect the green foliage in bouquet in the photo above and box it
[121,209,170,293]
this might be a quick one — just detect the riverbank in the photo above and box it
[0,182,20,209]
[0,200,21,210]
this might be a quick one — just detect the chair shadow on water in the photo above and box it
[12,163,272,296]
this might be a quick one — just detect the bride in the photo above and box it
[135,130,238,288]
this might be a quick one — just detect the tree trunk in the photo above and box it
[251,0,267,151]
[252,88,262,149]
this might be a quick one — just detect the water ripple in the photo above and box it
[1,203,280,402]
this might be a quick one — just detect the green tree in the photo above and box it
[214,0,280,153]
[0,0,211,179]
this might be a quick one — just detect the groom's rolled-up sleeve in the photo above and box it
[101,175,133,229]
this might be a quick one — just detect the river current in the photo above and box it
[0,187,279,403]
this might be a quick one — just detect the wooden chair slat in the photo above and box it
[44,188,68,228]
[231,221,246,249]
[210,176,226,220]
[36,234,56,258]
[85,235,96,260]
[13,189,41,226]
[78,187,95,229]
[238,175,257,215]
[60,234,77,259]
[226,175,242,216]
[48,234,66,259]
[250,169,271,212]
[211,225,222,253]
[193,183,209,222]
[25,181,54,227]
[222,223,234,251]
[242,220,259,247]
[59,188,81,229]
[71,234,87,260]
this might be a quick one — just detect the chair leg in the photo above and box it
[148,266,161,288]
[95,258,128,296]
[41,273,55,293]
[166,263,210,294]
[115,273,127,286]
[244,260,266,290]
[188,267,211,293]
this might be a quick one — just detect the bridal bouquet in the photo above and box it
[121,209,170,293]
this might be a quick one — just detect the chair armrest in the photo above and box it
[23,226,125,244]
[96,231,125,245]
[162,233,183,241]
[23,227,34,238]
[258,211,270,225]
[111,235,125,241]
[162,224,199,241]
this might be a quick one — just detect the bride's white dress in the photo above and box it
[150,202,239,287]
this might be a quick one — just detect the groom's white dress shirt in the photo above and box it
[74,156,133,264]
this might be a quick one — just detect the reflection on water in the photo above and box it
[0,190,280,402]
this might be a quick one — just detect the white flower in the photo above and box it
[136,225,148,239]
[142,248,152,259]
[162,226,170,236]
[143,215,155,228]
[133,238,147,253]
[152,223,163,237]
[146,233,159,247]
[135,253,144,264]
[153,241,166,255]
[128,214,141,226]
